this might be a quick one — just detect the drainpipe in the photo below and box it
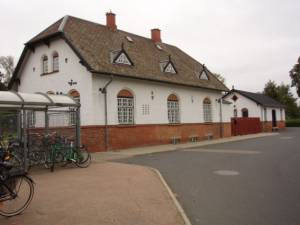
[99,75,113,151]
[219,97,224,138]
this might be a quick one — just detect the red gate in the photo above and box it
[231,117,262,136]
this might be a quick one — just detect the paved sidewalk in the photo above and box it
[1,163,184,225]
[93,132,279,162]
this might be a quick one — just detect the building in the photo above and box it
[223,89,286,133]
[9,12,234,152]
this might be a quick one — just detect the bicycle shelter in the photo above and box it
[0,91,80,171]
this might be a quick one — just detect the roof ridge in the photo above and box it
[58,15,69,32]
[67,15,177,47]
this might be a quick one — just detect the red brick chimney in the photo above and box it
[106,11,117,31]
[151,28,161,43]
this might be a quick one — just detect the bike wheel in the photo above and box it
[0,175,34,217]
[75,149,91,168]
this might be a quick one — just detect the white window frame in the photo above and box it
[168,100,180,123]
[203,100,212,122]
[118,97,134,124]
[42,56,48,74]
[53,54,59,72]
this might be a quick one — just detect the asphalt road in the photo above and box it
[118,128,300,225]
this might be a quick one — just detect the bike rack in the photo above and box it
[0,91,81,172]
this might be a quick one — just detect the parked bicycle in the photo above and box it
[0,135,23,169]
[0,161,34,217]
[42,132,91,172]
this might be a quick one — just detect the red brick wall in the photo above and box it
[261,121,286,132]
[81,123,231,152]
[278,121,286,129]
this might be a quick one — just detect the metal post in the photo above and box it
[219,98,224,138]
[22,109,29,172]
[45,107,49,136]
[75,106,81,149]
[17,110,22,140]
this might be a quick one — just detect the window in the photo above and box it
[234,109,238,117]
[280,109,283,121]
[27,111,36,128]
[111,45,133,66]
[199,65,209,80]
[199,70,209,80]
[117,90,134,124]
[42,55,48,74]
[167,94,180,123]
[264,108,267,121]
[241,108,249,118]
[68,90,80,126]
[160,56,177,74]
[53,52,59,72]
[203,98,212,122]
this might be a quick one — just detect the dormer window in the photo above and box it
[160,55,177,74]
[111,43,133,66]
[199,65,209,80]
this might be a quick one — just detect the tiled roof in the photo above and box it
[226,89,285,108]
[13,16,229,91]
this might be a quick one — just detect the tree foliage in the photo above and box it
[263,80,300,118]
[289,57,300,97]
[0,56,15,86]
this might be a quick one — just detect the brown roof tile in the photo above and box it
[24,16,229,91]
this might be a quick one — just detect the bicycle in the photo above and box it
[62,141,91,168]
[0,161,34,217]
[43,133,91,171]
[0,135,23,169]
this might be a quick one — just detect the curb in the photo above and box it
[150,167,192,225]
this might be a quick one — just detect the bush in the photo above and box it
[286,118,300,127]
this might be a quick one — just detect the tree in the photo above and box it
[214,73,226,84]
[289,57,300,97]
[0,56,15,86]
[263,80,300,118]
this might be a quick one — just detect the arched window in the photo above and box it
[42,55,48,74]
[52,52,59,72]
[117,89,134,124]
[203,98,212,122]
[241,108,249,118]
[167,94,180,123]
[69,90,80,125]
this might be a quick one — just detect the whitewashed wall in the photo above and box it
[17,39,93,125]
[92,75,229,125]
[224,92,285,122]
[17,38,231,126]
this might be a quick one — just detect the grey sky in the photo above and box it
[1,0,299,96]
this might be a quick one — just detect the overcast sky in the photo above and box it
[1,0,299,96]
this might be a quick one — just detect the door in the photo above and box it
[272,109,277,127]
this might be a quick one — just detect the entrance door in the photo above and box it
[272,109,277,127]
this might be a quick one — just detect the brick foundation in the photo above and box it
[82,123,231,152]
[261,121,286,132]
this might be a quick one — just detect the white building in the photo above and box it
[223,89,286,133]
[10,12,233,152]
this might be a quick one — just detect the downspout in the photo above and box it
[99,75,113,151]
[219,97,223,138]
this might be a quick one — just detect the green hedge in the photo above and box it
[286,119,300,127]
